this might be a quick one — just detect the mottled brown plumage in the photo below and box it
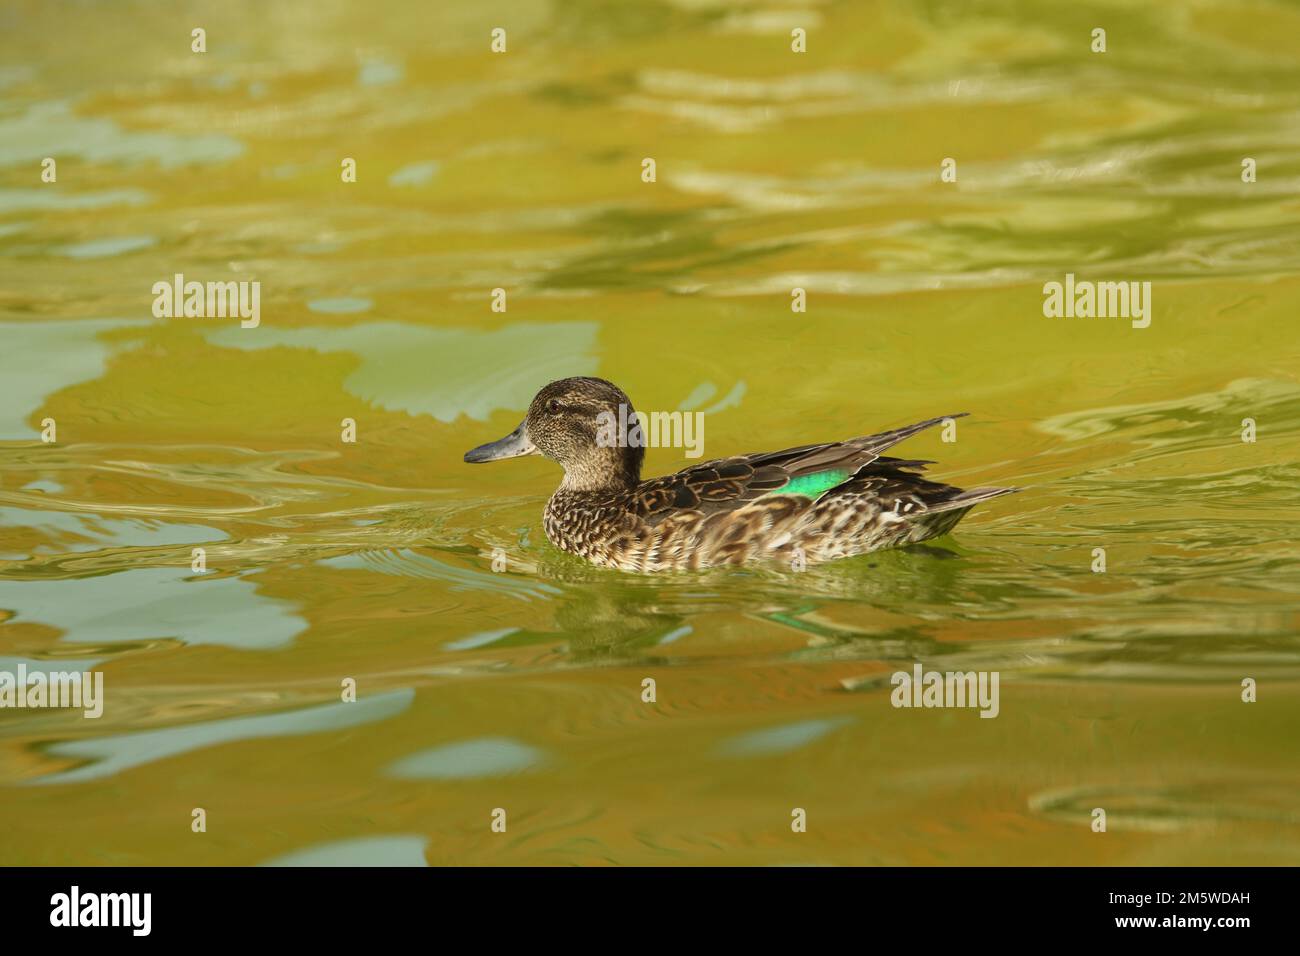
[464,377,1017,572]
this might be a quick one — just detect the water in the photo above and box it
[1,0,1298,865]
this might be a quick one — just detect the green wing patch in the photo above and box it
[766,469,850,499]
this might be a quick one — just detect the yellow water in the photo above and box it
[1,0,1299,865]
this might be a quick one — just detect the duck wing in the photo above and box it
[632,413,968,522]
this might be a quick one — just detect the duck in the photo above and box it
[464,377,1016,572]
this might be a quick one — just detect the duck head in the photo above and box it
[463,377,645,491]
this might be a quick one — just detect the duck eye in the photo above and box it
[546,399,562,414]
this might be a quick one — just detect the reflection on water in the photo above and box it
[719,718,855,758]
[0,567,306,650]
[31,689,414,786]
[0,319,152,438]
[1,0,1298,865]
[205,321,601,422]
[261,835,428,867]
[388,737,546,780]
[0,101,243,168]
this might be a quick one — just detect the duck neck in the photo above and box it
[559,449,641,494]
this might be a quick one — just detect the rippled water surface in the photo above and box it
[2,1,1299,865]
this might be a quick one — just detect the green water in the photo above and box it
[1,0,1298,865]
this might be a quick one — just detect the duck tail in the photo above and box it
[921,485,1020,514]
[855,413,968,456]
[907,487,1018,540]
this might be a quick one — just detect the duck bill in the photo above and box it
[464,421,538,463]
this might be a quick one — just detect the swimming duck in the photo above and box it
[464,377,1016,572]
